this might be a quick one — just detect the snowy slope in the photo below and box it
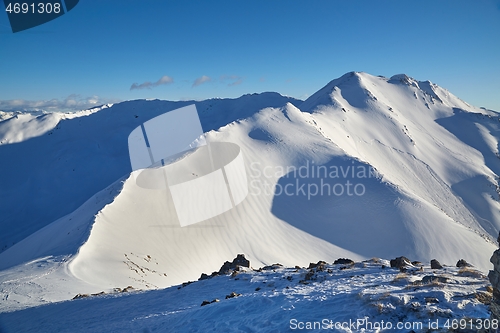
[0,94,300,253]
[299,72,500,241]
[0,259,492,333]
[0,72,499,314]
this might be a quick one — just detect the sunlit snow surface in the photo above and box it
[0,72,499,331]
[0,261,492,332]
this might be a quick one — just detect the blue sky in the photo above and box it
[1,0,499,112]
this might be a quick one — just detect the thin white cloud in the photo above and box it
[0,94,120,113]
[192,75,211,87]
[130,75,174,90]
[220,75,243,86]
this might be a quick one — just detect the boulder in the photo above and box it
[430,259,443,269]
[72,293,89,300]
[308,261,327,269]
[422,275,448,284]
[456,259,472,268]
[333,258,354,265]
[225,292,241,299]
[262,263,283,271]
[390,256,411,269]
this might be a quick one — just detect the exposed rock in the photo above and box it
[411,261,422,266]
[262,263,283,271]
[424,297,439,304]
[475,291,492,305]
[72,293,89,300]
[489,232,500,327]
[199,273,210,281]
[422,275,448,284]
[232,254,250,267]
[225,292,241,299]
[308,261,327,269]
[198,254,251,281]
[201,298,220,306]
[456,259,472,268]
[430,259,443,269]
[219,254,250,275]
[390,256,411,269]
[304,270,315,281]
[333,258,354,265]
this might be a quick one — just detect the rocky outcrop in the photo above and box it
[218,254,250,275]
[489,234,500,332]
[199,254,250,281]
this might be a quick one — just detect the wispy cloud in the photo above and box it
[220,75,243,86]
[0,94,120,112]
[192,75,211,87]
[130,75,174,90]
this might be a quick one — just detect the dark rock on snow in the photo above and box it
[199,254,251,281]
[456,259,472,268]
[219,254,250,275]
[422,275,448,284]
[225,292,241,299]
[390,256,411,269]
[308,261,327,269]
[334,258,354,265]
[430,259,443,269]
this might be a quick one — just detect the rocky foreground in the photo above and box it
[1,254,493,333]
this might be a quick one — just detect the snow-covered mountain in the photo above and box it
[0,72,499,314]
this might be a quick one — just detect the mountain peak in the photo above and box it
[388,74,417,86]
[300,72,478,112]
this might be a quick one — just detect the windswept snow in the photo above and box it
[0,260,492,333]
[0,72,499,321]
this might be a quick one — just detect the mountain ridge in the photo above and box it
[0,71,499,312]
